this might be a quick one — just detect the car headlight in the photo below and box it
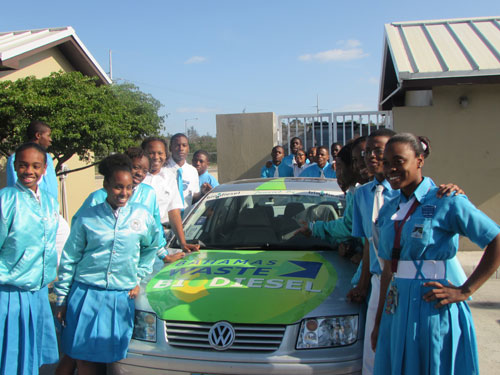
[133,310,157,342]
[296,315,358,349]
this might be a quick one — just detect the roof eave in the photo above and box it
[0,27,111,85]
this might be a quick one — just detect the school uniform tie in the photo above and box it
[274,165,279,177]
[320,167,325,178]
[372,183,384,267]
[177,168,185,215]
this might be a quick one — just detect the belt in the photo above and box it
[394,260,446,279]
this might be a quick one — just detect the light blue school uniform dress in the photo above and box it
[199,170,219,189]
[55,201,162,363]
[6,153,58,200]
[0,182,60,374]
[72,184,168,259]
[299,162,336,178]
[260,162,293,178]
[374,177,500,375]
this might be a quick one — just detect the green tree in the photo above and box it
[0,72,165,171]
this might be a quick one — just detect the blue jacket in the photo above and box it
[0,182,59,290]
[73,184,167,258]
[261,162,293,178]
[299,163,336,178]
[7,152,58,200]
[55,201,162,305]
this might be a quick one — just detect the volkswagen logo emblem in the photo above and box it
[208,321,235,350]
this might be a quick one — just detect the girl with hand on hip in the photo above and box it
[372,133,500,375]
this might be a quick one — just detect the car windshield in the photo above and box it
[172,190,345,250]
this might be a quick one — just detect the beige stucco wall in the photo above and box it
[0,47,75,81]
[216,112,278,183]
[393,83,500,250]
[61,153,99,222]
[0,46,96,222]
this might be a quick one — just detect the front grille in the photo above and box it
[165,321,286,351]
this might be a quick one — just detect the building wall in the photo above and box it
[60,153,99,223]
[393,83,500,250]
[216,112,277,183]
[0,47,75,81]
[0,46,96,222]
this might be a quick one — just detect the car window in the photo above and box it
[176,192,345,250]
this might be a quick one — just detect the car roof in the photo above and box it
[211,177,343,194]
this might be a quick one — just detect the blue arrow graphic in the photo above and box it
[279,261,323,279]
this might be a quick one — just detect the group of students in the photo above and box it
[260,137,341,178]
[286,129,500,374]
[0,121,219,374]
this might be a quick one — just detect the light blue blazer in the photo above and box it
[0,182,59,290]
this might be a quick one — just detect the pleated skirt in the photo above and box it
[0,285,59,375]
[61,281,135,363]
[374,277,478,375]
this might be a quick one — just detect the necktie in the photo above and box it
[320,167,325,178]
[372,183,384,267]
[274,165,280,177]
[177,168,185,214]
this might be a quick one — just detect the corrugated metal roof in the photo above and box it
[0,27,111,84]
[385,16,500,80]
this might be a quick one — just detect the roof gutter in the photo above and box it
[379,82,402,107]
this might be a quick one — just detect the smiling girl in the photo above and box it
[55,154,163,375]
[0,142,60,373]
[372,133,500,375]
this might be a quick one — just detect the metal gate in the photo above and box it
[277,111,392,154]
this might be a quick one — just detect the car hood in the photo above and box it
[145,249,357,325]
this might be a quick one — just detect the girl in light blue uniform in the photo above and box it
[55,154,162,374]
[72,148,171,261]
[0,143,59,374]
[299,146,336,178]
[372,134,500,375]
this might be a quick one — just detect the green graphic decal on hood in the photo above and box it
[146,250,337,324]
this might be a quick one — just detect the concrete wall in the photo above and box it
[0,46,96,223]
[393,83,500,250]
[216,112,277,183]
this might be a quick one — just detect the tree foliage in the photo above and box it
[0,72,165,171]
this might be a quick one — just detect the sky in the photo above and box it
[2,1,499,135]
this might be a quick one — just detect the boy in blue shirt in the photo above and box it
[192,150,219,194]
[260,146,293,178]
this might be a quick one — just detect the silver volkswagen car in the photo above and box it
[111,178,364,375]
